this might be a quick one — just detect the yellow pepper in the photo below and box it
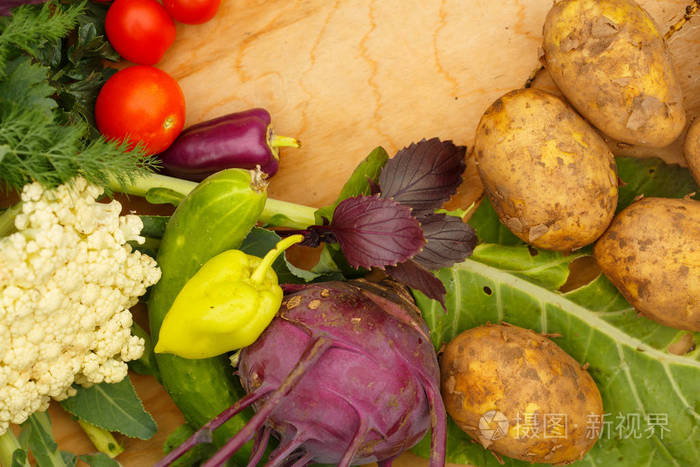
[154,235,303,359]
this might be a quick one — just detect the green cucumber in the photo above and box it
[148,169,267,463]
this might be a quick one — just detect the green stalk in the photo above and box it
[109,172,317,230]
[251,234,304,283]
[77,420,123,458]
[0,428,29,467]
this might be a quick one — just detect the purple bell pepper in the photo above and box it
[157,108,300,181]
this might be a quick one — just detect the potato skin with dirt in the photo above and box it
[441,324,603,464]
[542,0,686,147]
[594,197,700,331]
[474,88,618,251]
[685,118,700,185]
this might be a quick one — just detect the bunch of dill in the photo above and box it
[0,0,159,194]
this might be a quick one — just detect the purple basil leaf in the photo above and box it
[329,195,425,270]
[413,213,478,270]
[386,260,447,311]
[0,1,45,16]
[379,138,466,214]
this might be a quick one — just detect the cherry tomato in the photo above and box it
[163,0,221,25]
[105,0,176,65]
[95,66,186,155]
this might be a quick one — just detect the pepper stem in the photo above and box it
[269,134,301,149]
[251,234,304,284]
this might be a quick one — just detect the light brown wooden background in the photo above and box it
[49,0,699,465]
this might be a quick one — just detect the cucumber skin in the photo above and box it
[148,169,267,463]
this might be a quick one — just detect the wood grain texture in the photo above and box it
[45,0,699,466]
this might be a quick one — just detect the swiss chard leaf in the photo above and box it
[412,212,477,270]
[327,195,425,270]
[315,146,389,224]
[60,377,157,440]
[379,138,466,214]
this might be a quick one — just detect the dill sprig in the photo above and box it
[0,1,83,75]
[0,106,161,194]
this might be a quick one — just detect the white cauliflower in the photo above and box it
[0,178,161,434]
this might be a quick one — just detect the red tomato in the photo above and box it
[163,0,221,25]
[95,66,186,155]
[105,0,176,65]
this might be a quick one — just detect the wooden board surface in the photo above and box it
[47,0,700,465]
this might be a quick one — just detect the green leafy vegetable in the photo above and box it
[468,197,522,245]
[616,156,699,211]
[60,378,157,440]
[241,227,323,284]
[22,411,75,467]
[315,146,389,223]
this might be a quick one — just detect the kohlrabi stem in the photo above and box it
[109,173,317,230]
[0,428,29,467]
[77,420,124,458]
[251,235,304,284]
[0,202,22,237]
[269,134,301,149]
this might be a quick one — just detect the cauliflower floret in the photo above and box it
[0,178,161,434]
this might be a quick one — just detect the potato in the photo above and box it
[685,117,700,185]
[542,0,686,148]
[594,197,700,331]
[529,66,689,165]
[441,324,603,464]
[473,88,618,251]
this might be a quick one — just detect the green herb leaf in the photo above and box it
[241,227,324,283]
[315,146,389,223]
[60,377,157,440]
[412,243,699,466]
[78,453,121,467]
[0,56,56,118]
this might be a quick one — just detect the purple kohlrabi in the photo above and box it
[158,279,446,467]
